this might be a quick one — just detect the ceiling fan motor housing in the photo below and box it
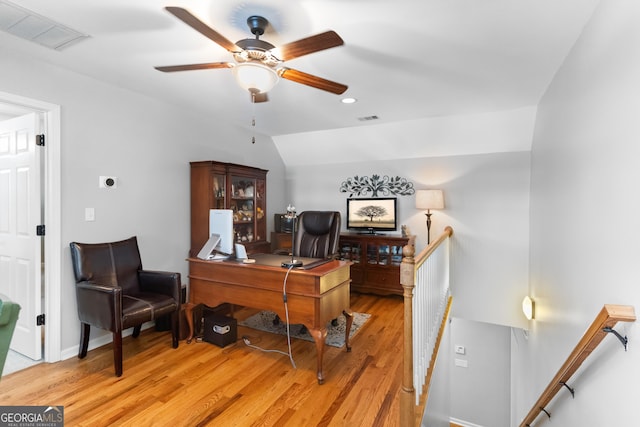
[246,16,268,36]
[234,39,279,66]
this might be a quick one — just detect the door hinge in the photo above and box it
[37,314,45,326]
[36,134,45,146]
[36,225,45,236]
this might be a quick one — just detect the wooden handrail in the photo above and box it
[520,304,636,426]
[415,226,453,268]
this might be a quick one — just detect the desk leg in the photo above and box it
[343,309,354,352]
[184,303,196,344]
[308,327,328,385]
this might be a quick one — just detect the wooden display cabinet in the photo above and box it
[339,233,413,296]
[190,161,270,256]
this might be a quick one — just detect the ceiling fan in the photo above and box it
[155,7,348,102]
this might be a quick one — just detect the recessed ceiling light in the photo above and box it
[341,97,357,104]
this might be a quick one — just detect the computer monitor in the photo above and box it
[209,209,234,255]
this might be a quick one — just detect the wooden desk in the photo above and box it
[187,255,353,384]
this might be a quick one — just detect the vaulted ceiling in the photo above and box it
[1,0,598,143]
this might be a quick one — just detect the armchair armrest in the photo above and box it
[76,281,122,332]
[0,294,20,327]
[138,270,181,304]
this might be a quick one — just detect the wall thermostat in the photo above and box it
[99,176,117,188]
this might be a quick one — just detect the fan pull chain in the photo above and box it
[251,91,256,144]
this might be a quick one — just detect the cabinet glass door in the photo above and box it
[390,244,404,265]
[340,241,361,263]
[230,176,256,243]
[212,173,226,209]
[378,245,390,265]
[228,176,267,244]
[367,245,378,264]
[254,178,266,242]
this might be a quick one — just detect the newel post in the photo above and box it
[399,239,416,427]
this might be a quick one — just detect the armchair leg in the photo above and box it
[113,331,123,377]
[78,323,90,359]
[132,325,142,338]
[171,311,179,349]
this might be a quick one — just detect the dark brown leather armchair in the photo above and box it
[292,211,341,259]
[69,236,180,376]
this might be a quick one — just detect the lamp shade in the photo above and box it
[232,62,278,94]
[415,189,444,210]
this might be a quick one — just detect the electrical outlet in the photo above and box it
[455,345,466,355]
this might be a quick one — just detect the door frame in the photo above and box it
[0,91,61,363]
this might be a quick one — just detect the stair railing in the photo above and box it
[400,226,453,427]
[519,304,635,426]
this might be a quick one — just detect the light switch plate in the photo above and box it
[85,207,95,221]
[455,358,468,368]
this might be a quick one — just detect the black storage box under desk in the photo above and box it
[203,312,237,348]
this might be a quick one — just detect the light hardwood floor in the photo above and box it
[0,293,403,427]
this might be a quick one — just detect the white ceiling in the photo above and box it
[0,0,599,141]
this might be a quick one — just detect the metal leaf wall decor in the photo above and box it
[339,174,415,197]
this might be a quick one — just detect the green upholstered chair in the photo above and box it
[0,294,21,377]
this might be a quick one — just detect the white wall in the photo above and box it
[286,151,530,329]
[516,0,640,424]
[0,49,287,356]
[273,107,536,166]
[449,318,510,427]
[422,315,452,427]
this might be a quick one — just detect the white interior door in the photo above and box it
[0,113,42,360]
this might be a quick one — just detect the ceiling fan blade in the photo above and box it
[165,6,240,52]
[155,62,233,72]
[275,31,344,61]
[279,68,348,95]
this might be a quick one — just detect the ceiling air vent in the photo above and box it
[357,115,379,122]
[0,0,89,50]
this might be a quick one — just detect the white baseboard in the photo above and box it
[60,321,155,361]
[450,417,484,427]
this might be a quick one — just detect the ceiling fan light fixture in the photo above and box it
[232,61,278,94]
[157,8,347,99]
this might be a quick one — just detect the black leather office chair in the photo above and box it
[291,211,341,259]
[69,236,181,376]
[274,211,341,327]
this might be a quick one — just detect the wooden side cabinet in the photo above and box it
[270,231,293,253]
[339,233,413,296]
[190,161,270,256]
